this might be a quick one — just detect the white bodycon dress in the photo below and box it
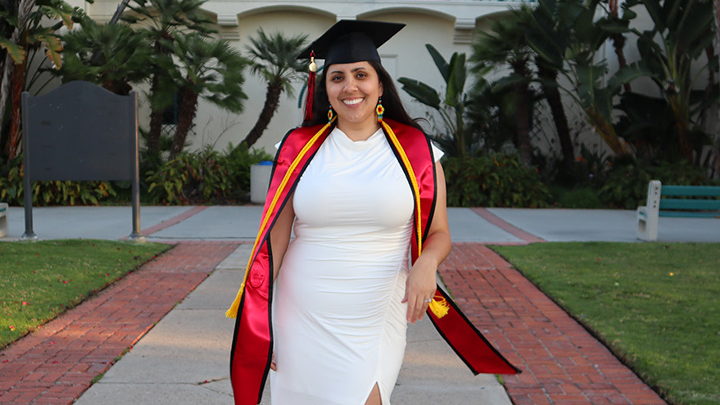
[270,126,441,405]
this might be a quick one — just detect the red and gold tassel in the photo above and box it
[304,51,317,122]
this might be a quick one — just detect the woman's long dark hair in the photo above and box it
[302,60,424,132]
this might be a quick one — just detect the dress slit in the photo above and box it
[361,382,383,405]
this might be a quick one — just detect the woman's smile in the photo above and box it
[342,97,364,106]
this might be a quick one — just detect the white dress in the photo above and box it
[270,127,442,405]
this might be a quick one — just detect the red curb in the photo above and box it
[139,206,209,238]
[471,208,546,244]
[440,243,666,405]
[0,241,239,405]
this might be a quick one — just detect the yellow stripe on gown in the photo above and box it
[270,127,414,405]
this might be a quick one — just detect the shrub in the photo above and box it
[443,154,553,207]
[598,159,719,209]
[146,144,271,205]
[554,187,604,208]
[224,143,273,196]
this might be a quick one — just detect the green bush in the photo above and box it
[146,144,271,205]
[443,154,553,207]
[224,143,274,196]
[0,156,117,206]
[598,159,719,209]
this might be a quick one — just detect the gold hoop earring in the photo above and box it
[376,97,384,122]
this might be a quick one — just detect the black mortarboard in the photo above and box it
[298,20,405,67]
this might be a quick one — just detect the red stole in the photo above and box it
[228,119,519,405]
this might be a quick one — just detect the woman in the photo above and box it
[227,20,519,405]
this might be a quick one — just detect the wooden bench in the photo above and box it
[0,203,7,237]
[637,180,720,241]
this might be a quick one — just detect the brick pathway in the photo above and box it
[441,243,667,405]
[0,242,238,405]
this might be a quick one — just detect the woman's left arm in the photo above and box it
[402,162,452,324]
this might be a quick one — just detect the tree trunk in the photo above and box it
[103,79,131,96]
[710,0,720,177]
[586,106,626,156]
[537,63,574,172]
[171,87,198,157]
[242,79,282,148]
[512,60,533,167]
[6,62,25,159]
[0,56,12,157]
[147,73,163,154]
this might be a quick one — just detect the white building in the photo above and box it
[68,0,530,154]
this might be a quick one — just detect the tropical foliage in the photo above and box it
[399,44,482,159]
[3,0,720,207]
[0,0,80,162]
[625,0,715,164]
[471,9,536,166]
[57,16,152,95]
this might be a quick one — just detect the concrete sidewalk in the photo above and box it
[3,205,719,243]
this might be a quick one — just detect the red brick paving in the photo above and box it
[0,241,239,405]
[441,243,667,405]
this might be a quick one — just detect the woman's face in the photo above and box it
[325,61,384,132]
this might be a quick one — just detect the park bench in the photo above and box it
[637,180,720,241]
[0,202,7,237]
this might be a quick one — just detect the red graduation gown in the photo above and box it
[228,119,520,405]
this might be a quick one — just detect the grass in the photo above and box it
[491,242,720,405]
[0,239,172,348]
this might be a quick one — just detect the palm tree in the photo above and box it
[123,0,216,155]
[523,0,588,172]
[158,33,247,156]
[57,17,152,95]
[241,29,307,148]
[471,11,535,166]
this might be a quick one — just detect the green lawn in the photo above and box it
[492,242,720,405]
[0,240,172,348]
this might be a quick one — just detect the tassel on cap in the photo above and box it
[304,51,317,122]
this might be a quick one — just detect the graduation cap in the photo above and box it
[299,20,405,121]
